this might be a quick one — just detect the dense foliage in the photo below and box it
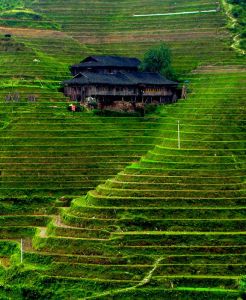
[226,0,246,50]
[140,44,177,80]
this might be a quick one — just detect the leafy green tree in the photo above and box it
[140,43,177,80]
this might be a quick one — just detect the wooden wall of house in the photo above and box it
[65,85,177,102]
[87,85,136,96]
[143,87,173,96]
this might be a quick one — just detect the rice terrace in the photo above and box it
[0,0,245,299]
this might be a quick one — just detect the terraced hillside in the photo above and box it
[0,0,243,194]
[0,0,245,299]
[0,93,161,196]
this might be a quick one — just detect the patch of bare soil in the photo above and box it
[192,65,246,74]
[0,26,67,38]
[75,29,227,44]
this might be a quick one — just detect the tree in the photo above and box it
[140,43,177,80]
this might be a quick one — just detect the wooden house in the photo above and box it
[62,55,178,105]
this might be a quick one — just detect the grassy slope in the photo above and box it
[0,0,245,299]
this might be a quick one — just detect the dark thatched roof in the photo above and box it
[71,56,141,69]
[63,71,178,86]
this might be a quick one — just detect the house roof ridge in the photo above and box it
[71,55,141,69]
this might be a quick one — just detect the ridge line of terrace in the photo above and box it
[133,9,218,17]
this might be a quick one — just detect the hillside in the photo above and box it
[0,0,245,299]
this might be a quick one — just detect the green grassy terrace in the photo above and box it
[0,0,245,299]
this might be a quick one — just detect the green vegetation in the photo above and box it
[0,0,24,10]
[140,43,176,80]
[224,0,246,52]
[0,0,245,299]
[0,9,60,30]
[0,0,60,29]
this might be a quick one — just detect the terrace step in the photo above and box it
[154,263,246,276]
[70,200,246,219]
[85,191,246,207]
[105,179,244,190]
[92,287,240,300]
[112,245,246,256]
[14,250,246,268]
[110,231,246,247]
[145,152,245,164]
[63,219,246,233]
[139,159,245,170]
[0,156,139,163]
[161,254,246,265]
[150,276,240,293]
[0,226,36,238]
[125,166,245,177]
[152,146,246,156]
[47,217,110,239]
[61,212,246,232]
[95,184,243,198]
[116,173,243,184]
[42,262,151,281]
[0,215,51,226]
[61,209,116,228]
[33,235,109,255]
[39,275,139,295]
[24,251,129,265]
[37,261,246,280]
